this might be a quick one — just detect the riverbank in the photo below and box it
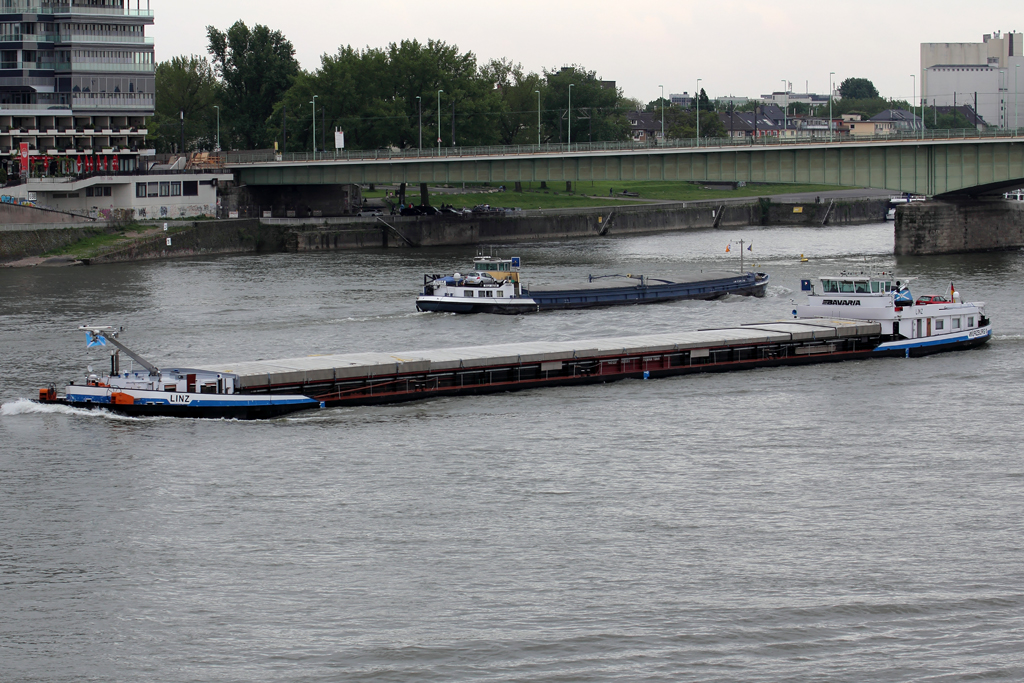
[1,195,889,266]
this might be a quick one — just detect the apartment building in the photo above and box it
[0,0,155,177]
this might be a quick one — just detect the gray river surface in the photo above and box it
[2,223,1023,682]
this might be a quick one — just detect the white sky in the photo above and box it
[150,0,1022,103]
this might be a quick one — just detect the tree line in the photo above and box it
[152,22,645,154]
[150,23,982,155]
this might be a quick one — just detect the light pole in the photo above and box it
[568,83,574,150]
[1016,64,1019,132]
[696,78,702,146]
[213,105,220,151]
[310,95,317,160]
[659,84,664,142]
[437,89,443,150]
[910,74,917,139]
[416,96,422,150]
[781,79,787,137]
[535,90,541,148]
[829,72,835,142]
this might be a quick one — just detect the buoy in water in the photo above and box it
[800,253,809,262]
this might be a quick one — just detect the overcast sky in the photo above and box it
[151,0,1021,103]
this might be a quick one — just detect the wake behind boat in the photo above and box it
[416,255,769,314]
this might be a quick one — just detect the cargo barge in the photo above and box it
[40,271,991,418]
[416,255,769,314]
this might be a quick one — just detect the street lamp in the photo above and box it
[1016,64,1019,132]
[310,95,317,160]
[568,83,574,150]
[659,84,664,142]
[910,74,917,139]
[535,90,541,148]
[829,72,835,142]
[696,78,702,146]
[781,79,787,136]
[416,95,422,150]
[213,105,219,151]
[437,90,443,150]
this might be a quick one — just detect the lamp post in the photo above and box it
[416,95,422,150]
[310,95,317,160]
[213,105,219,151]
[437,89,443,150]
[781,79,787,136]
[535,90,541,148]
[568,83,574,150]
[696,78,702,146]
[1016,64,1019,132]
[659,84,664,142]
[829,72,835,142]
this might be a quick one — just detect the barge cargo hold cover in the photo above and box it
[194,319,884,408]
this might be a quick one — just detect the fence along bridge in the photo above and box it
[226,133,1024,198]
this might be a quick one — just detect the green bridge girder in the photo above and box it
[232,138,1024,197]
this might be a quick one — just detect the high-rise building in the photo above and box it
[1,0,155,175]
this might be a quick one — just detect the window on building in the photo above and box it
[136,182,146,198]
[103,187,111,197]
[147,182,159,197]
[86,187,94,197]
[182,181,198,197]
[170,182,181,196]
[159,182,169,197]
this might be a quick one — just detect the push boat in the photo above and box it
[415,255,769,314]
[39,327,321,419]
[37,274,990,419]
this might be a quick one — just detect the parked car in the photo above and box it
[462,271,497,285]
[358,209,382,217]
[915,295,951,305]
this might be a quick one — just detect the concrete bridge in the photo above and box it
[226,133,1024,198]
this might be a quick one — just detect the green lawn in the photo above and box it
[361,181,848,209]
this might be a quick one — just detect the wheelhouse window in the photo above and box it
[968,316,975,327]
[822,279,839,293]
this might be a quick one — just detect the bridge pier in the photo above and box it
[895,198,1024,255]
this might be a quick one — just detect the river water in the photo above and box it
[2,223,1023,682]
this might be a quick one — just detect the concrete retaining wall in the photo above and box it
[895,199,1024,255]
[85,220,288,264]
[290,199,889,252]
[1,198,891,264]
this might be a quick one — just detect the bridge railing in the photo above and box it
[223,128,1023,165]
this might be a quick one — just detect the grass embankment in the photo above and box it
[363,181,846,211]
[43,223,189,260]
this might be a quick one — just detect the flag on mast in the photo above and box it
[725,243,731,253]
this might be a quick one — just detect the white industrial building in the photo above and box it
[922,31,1024,129]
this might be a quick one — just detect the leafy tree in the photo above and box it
[482,58,543,145]
[665,108,726,139]
[838,77,879,100]
[207,21,300,150]
[151,55,219,153]
[698,88,711,110]
[830,97,910,120]
[921,107,978,130]
[541,65,628,144]
[273,39,501,152]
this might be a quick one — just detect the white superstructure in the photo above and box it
[795,273,990,355]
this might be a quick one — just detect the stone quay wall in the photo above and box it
[895,199,1024,255]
